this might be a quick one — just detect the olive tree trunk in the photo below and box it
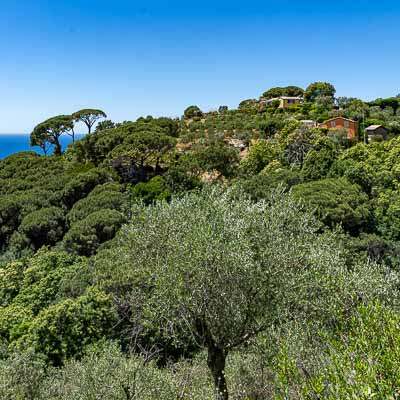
[207,344,228,400]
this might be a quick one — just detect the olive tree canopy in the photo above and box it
[94,188,387,399]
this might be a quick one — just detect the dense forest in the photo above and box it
[1,83,400,399]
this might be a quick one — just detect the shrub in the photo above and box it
[67,190,127,224]
[0,350,46,400]
[304,302,400,398]
[131,176,171,205]
[14,288,117,365]
[64,210,126,256]
[292,178,371,235]
[17,207,65,250]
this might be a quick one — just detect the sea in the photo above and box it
[0,134,85,159]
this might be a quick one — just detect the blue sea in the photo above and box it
[0,134,85,159]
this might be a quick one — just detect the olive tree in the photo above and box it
[95,188,386,400]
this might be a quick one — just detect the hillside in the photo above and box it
[1,82,400,399]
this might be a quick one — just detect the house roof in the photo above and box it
[264,97,279,102]
[365,124,385,131]
[280,96,303,100]
[320,117,357,124]
[265,96,303,102]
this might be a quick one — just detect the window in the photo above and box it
[331,121,336,127]
[344,121,350,128]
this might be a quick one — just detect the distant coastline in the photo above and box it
[0,133,85,159]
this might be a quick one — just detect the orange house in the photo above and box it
[319,117,358,139]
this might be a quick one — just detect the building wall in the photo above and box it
[319,118,358,139]
[367,127,388,139]
[279,98,302,108]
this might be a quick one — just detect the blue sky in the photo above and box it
[1,0,399,132]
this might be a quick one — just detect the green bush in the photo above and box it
[375,189,400,241]
[131,176,171,205]
[64,210,126,256]
[61,168,112,209]
[301,146,337,181]
[0,350,46,400]
[67,189,127,224]
[41,343,181,399]
[16,207,65,250]
[292,178,371,235]
[14,288,117,365]
[0,250,85,341]
[238,168,302,201]
[304,302,400,399]
[240,139,278,175]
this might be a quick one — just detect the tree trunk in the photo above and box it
[207,344,228,400]
[54,140,62,156]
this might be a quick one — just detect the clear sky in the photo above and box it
[1,0,399,132]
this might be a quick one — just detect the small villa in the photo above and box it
[265,96,304,109]
[319,117,358,139]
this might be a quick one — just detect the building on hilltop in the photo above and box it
[264,96,304,109]
[365,125,388,141]
[319,117,358,139]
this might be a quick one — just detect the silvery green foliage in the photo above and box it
[94,186,393,398]
[0,345,214,400]
[97,187,388,344]
[0,350,46,400]
[41,343,178,400]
